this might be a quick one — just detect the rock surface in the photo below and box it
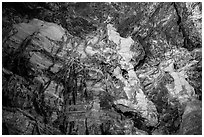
[2,2,202,135]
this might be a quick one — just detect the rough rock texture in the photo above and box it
[2,2,202,135]
[179,100,202,135]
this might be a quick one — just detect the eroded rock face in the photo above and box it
[2,108,62,135]
[3,74,33,109]
[179,100,202,135]
[2,2,201,135]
